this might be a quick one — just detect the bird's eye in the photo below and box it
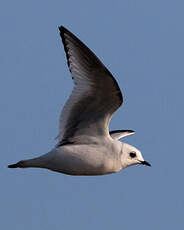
[130,152,136,158]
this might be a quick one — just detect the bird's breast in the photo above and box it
[46,143,121,175]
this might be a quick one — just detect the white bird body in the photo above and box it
[8,26,151,175]
[18,138,122,175]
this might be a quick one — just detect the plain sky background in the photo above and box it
[1,0,183,229]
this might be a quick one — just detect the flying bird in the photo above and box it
[8,26,151,175]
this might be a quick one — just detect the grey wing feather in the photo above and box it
[57,26,123,146]
[110,130,135,140]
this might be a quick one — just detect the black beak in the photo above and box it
[141,161,151,167]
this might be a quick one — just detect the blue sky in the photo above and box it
[1,0,184,229]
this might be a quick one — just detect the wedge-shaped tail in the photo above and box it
[8,161,25,168]
[8,156,46,169]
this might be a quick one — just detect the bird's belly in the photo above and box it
[47,145,120,176]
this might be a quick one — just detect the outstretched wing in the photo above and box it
[57,26,123,146]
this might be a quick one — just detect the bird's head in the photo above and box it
[120,143,151,169]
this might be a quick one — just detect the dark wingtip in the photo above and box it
[110,130,135,134]
[128,130,135,134]
[58,25,63,32]
[58,26,68,34]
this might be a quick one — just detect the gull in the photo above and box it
[8,26,151,175]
